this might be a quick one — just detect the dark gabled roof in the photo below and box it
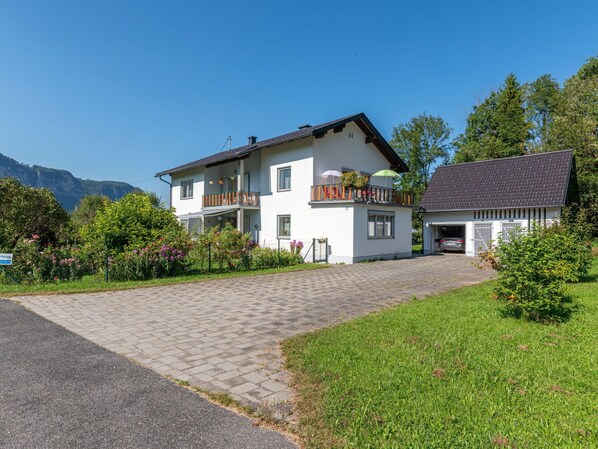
[155,113,408,176]
[419,150,575,212]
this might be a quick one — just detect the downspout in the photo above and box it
[158,175,172,209]
[415,207,425,255]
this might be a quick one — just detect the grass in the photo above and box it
[412,243,422,253]
[283,259,598,449]
[0,263,327,297]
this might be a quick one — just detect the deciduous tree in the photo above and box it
[390,113,452,201]
[0,178,70,250]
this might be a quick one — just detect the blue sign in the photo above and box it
[0,253,13,266]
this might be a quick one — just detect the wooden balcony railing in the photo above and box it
[202,191,260,208]
[310,184,413,206]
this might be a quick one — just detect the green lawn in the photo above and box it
[412,243,422,253]
[283,259,598,449]
[0,263,326,297]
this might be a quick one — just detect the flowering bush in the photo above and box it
[4,237,86,284]
[290,240,304,256]
[107,239,189,281]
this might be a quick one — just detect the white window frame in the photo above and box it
[367,210,395,239]
[180,179,194,200]
[501,222,522,243]
[277,167,291,192]
[277,215,291,239]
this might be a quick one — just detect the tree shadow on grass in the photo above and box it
[578,273,598,283]
[499,301,580,324]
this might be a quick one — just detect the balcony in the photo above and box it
[310,184,413,206]
[202,191,260,208]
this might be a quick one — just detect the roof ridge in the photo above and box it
[438,149,574,169]
[193,112,365,157]
[156,111,411,177]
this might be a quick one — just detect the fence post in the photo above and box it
[277,238,281,268]
[104,256,109,283]
[208,242,212,272]
[313,238,316,263]
[325,238,329,263]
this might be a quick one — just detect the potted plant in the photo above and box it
[340,171,369,188]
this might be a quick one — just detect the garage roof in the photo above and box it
[419,150,576,212]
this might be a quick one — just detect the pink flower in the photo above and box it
[32,234,40,240]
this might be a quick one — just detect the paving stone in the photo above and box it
[229,382,259,395]
[14,255,492,420]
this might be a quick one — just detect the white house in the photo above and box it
[419,150,577,256]
[155,113,413,264]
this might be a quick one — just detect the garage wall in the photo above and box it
[423,207,562,256]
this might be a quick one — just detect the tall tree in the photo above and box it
[390,113,452,201]
[453,74,531,162]
[525,74,562,151]
[547,56,598,235]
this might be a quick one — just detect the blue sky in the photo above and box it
[1,0,596,202]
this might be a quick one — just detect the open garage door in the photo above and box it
[431,224,466,253]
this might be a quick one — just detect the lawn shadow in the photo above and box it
[578,273,598,283]
[499,302,580,324]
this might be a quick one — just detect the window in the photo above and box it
[368,211,394,239]
[501,222,521,243]
[180,180,193,199]
[277,167,291,191]
[277,215,291,238]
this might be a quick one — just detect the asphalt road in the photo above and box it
[0,300,296,449]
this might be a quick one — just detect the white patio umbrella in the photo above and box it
[321,169,342,184]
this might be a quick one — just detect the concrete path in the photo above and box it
[0,300,296,449]
[13,255,492,419]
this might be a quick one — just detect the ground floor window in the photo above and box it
[277,215,291,238]
[368,211,394,239]
[501,222,522,242]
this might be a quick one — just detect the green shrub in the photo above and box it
[187,223,254,271]
[479,221,591,322]
[81,192,189,260]
[250,247,303,269]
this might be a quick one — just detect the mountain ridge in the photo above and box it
[0,152,139,211]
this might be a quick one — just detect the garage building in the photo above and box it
[419,150,578,256]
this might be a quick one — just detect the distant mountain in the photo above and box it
[0,152,139,211]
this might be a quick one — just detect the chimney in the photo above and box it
[247,136,257,145]
[297,124,311,129]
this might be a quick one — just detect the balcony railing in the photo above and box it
[202,191,260,208]
[310,184,413,206]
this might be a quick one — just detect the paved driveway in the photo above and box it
[14,255,492,418]
[0,300,295,449]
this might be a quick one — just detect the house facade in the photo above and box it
[419,150,577,256]
[156,113,413,264]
